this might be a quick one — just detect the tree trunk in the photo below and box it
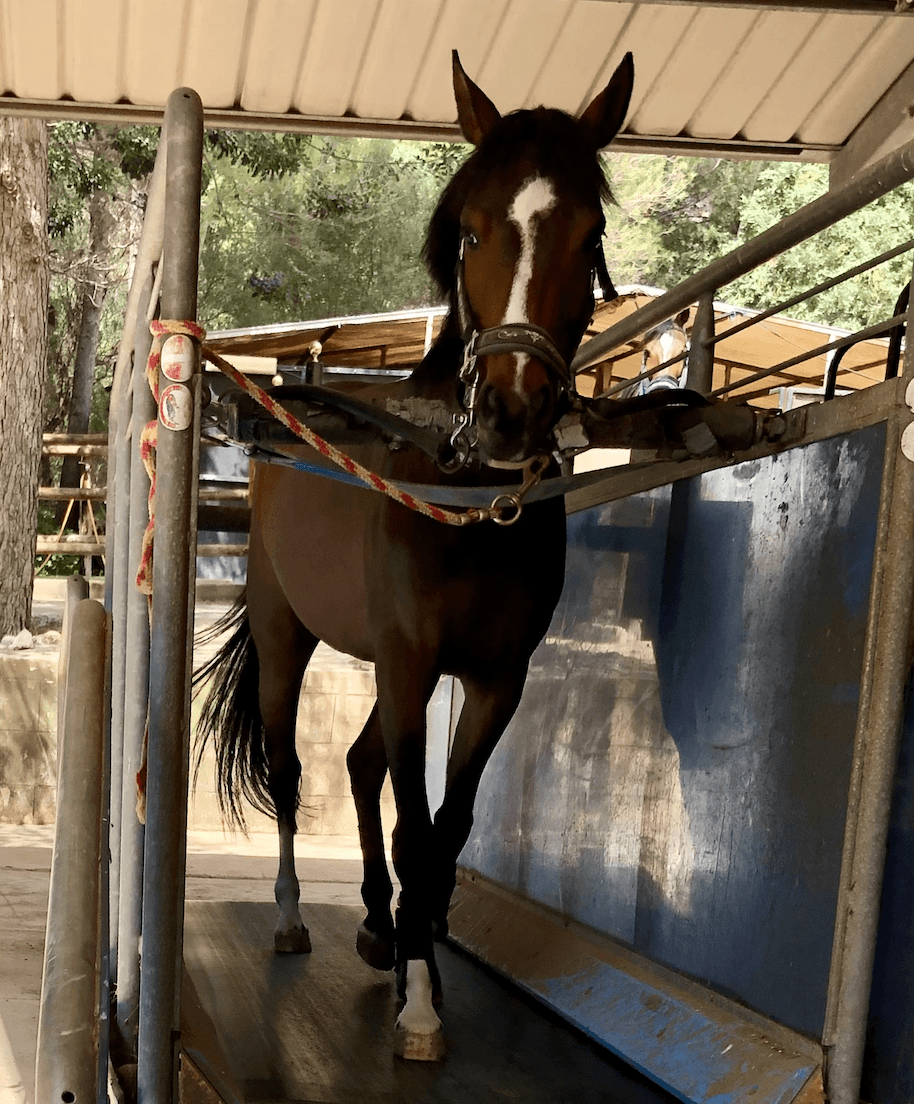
[0,118,49,634]
[58,187,114,513]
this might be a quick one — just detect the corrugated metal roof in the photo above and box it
[1,1,913,161]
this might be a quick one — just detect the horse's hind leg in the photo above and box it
[261,631,318,952]
[347,703,395,970]
[247,547,319,953]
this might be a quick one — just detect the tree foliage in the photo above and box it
[605,153,914,332]
[198,137,454,329]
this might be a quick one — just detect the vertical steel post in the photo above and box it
[114,278,156,1053]
[136,88,203,1104]
[824,249,914,1103]
[36,599,109,1103]
[56,574,89,753]
[686,292,715,394]
[107,323,134,995]
[107,131,168,1063]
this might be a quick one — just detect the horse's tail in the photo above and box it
[193,593,274,831]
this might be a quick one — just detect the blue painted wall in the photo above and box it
[462,424,886,1043]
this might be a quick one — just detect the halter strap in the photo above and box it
[472,323,569,382]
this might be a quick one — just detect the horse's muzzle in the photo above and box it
[475,364,561,466]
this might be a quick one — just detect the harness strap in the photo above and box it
[246,443,645,507]
[202,343,545,527]
[472,323,568,382]
[594,243,618,304]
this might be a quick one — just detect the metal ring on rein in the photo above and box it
[476,454,550,526]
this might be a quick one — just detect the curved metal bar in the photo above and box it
[712,312,908,398]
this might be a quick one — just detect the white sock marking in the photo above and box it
[396,960,441,1037]
[503,177,557,396]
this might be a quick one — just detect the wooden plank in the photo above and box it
[448,876,824,1104]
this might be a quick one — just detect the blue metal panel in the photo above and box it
[462,423,886,1040]
[861,667,914,1104]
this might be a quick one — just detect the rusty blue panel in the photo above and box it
[462,422,886,1042]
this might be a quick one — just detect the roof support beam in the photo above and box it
[830,57,914,189]
[597,0,912,12]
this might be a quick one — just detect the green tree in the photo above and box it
[604,153,914,332]
[198,137,450,329]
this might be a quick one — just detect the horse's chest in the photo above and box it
[368,503,566,670]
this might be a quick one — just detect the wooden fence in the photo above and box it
[37,432,249,559]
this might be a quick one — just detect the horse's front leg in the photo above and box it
[375,651,446,1061]
[430,670,527,938]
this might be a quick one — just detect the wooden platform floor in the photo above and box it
[185,901,680,1104]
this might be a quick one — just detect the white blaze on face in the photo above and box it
[503,176,557,393]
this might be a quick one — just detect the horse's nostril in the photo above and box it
[531,384,552,421]
[478,383,502,420]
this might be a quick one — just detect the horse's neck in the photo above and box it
[407,313,464,401]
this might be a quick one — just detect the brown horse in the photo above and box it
[196,50,634,1061]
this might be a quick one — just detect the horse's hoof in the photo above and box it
[274,925,312,954]
[356,922,395,971]
[394,1024,447,1062]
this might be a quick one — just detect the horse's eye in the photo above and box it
[584,228,604,254]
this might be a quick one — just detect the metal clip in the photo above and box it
[489,454,549,526]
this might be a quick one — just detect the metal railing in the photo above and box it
[574,133,914,404]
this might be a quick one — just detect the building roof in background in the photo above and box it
[206,287,896,410]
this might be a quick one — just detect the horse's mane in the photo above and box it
[422,107,612,305]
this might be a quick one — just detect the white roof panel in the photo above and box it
[1,0,914,168]
[294,0,377,118]
[798,18,914,146]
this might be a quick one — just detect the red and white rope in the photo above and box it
[135,319,534,593]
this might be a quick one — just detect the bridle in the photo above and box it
[445,233,616,472]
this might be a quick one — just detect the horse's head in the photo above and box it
[426,51,634,468]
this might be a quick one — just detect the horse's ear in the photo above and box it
[453,50,501,146]
[578,52,634,149]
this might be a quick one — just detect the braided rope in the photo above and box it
[135,319,208,594]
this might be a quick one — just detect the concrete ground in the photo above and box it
[0,824,368,1104]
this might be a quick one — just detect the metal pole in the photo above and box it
[57,574,89,754]
[824,248,914,1103]
[136,87,203,1104]
[36,599,109,1103]
[685,292,715,394]
[107,125,169,1062]
[107,321,134,1001]
[572,130,914,374]
[114,278,156,1054]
